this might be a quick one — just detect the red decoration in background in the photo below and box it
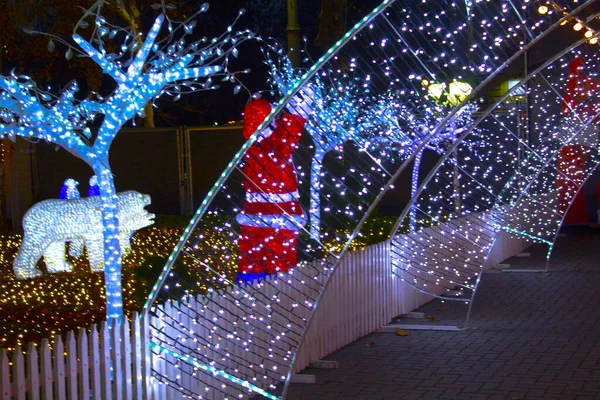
[237,99,307,281]
[557,145,589,224]
[562,56,600,122]
[557,57,600,224]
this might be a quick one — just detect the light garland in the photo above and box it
[0,224,194,351]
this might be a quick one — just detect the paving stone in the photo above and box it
[283,234,600,400]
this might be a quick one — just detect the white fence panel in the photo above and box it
[0,218,530,399]
[0,313,150,400]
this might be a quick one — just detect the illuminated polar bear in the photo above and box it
[13,191,154,279]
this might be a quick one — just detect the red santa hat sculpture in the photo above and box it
[236,89,314,282]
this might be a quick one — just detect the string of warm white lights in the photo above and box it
[538,1,600,45]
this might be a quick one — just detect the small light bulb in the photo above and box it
[590,37,598,45]
[538,5,549,15]
[585,30,594,38]
[574,22,583,31]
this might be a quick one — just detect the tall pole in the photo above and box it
[287,0,301,68]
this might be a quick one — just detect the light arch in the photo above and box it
[387,43,600,326]
[142,1,600,399]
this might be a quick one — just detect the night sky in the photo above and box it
[0,0,382,127]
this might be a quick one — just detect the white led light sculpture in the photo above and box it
[14,191,154,279]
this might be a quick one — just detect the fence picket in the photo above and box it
[99,322,112,400]
[140,313,153,400]
[162,302,175,399]
[154,306,167,400]
[27,343,40,400]
[88,325,101,400]
[78,328,90,400]
[179,300,191,397]
[0,350,9,400]
[40,339,53,400]
[66,331,78,400]
[52,338,66,400]
[188,297,199,396]
[132,313,144,400]
[111,319,123,400]
[122,319,133,400]
[11,347,25,400]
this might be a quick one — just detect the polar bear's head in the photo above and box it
[117,191,155,232]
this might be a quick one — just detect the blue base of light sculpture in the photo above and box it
[236,272,269,284]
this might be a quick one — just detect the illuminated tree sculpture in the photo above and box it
[0,2,254,321]
[351,91,477,232]
[266,49,366,239]
[304,85,360,239]
[405,103,476,231]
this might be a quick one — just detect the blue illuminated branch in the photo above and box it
[160,66,222,83]
[76,99,106,118]
[0,77,45,119]
[127,15,165,79]
[0,77,91,158]
[72,35,127,84]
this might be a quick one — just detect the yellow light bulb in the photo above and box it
[574,22,583,31]
[585,30,594,38]
[538,5,549,15]
[590,37,598,45]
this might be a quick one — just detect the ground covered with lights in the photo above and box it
[0,219,184,351]
[0,215,399,351]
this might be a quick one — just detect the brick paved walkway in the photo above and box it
[284,232,600,399]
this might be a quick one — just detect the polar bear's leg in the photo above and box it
[120,231,133,255]
[13,233,47,279]
[86,235,105,272]
[44,242,74,273]
[68,239,85,257]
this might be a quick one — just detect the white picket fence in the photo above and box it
[294,240,437,373]
[294,229,530,373]
[0,229,529,399]
[0,313,152,400]
[147,241,435,400]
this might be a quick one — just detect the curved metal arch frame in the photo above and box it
[283,3,598,398]
[386,37,598,327]
[143,0,395,312]
[387,5,595,240]
[464,89,600,327]
[386,33,595,303]
[144,0,594,312]
[140,0,599,398]
[280,3,600,397]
